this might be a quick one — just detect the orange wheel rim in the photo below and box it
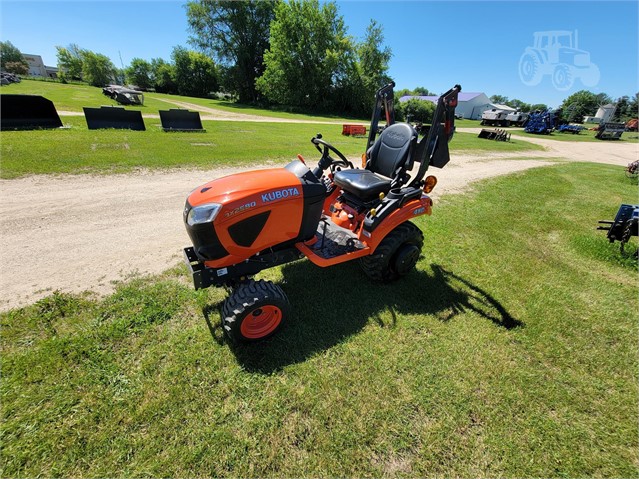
[240,305,282,339]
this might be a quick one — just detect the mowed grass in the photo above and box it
[2,80,361,122]
[147,90,363,122]
[2,162,636,477]
[0,116,542,178]
[2,79,171,113]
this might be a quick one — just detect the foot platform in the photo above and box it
[295,218,370,267]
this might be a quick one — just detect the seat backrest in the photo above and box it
[368,123,416,180]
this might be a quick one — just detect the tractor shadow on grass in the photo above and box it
[203,261,522,373]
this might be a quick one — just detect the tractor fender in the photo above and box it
[364,196,432,252]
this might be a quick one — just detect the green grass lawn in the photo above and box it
[454,118,483,128]
[0,116,542,178]
[2,162,636,477]
[147,91,365,123]
[1,79,171,113]
[1,80,363,123]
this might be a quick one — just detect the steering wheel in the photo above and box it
[311,135,354,171]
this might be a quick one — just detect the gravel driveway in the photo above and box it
[1,132,636,310]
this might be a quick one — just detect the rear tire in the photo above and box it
[360,222,424,282]
[221,279,290,342]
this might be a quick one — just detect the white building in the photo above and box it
[22,54,58,78]
[399,92,514,120]
[584,103,617,124]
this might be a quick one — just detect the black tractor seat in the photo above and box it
[333,169,391,201]
[333,122,417,202]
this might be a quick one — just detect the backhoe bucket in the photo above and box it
[478,128,510,141]
[429,124,451,169]
[0,94,62,130]
[478,129,493,139]
[159,109,204,132]
[83,106,146,131]
[595,122,624,140]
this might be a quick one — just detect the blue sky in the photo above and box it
[1,1,637,107]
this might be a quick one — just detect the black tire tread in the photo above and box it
[360,221,424,282]
[221,279,289,342]
[620,219,638,257]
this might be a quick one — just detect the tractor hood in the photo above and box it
[187,168,303,221]
[183,161,327,266]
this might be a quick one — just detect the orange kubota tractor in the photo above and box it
[183,82,461,342]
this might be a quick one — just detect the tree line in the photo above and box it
[53,43,218,98]
[3,0,638,122]
[557,90,638,123]
[51,0,393,116]
[185,0,392,116]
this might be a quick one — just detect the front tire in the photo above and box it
[221,279,290,342]
[360,222,424,282]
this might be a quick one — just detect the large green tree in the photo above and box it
[1,40,28,74]
[560,90,610,122]
[257,0,352,109]
[356,20,392,109]
[171,46,218,98]
[628,93,638,118]
[125,58,152,90]
[55,44,84,81]
[329,19,393,115]
[395,87,434,99]
[396,98,435,123]
[81,50,117,87]
[530,103,548,111]
[186,0,277,103]
[150,58,177,94]
[490,94,509,104]
[506,99,532,112]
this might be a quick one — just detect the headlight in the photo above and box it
[187,202,222,226]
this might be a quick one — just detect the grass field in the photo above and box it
[147,91,364,122]
[2,162,637,477]
[0,115,543,178]
[1,80,363,123]
[2,79,172,113]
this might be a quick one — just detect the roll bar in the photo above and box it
[409,84,461,187]
[366,82,396,150]
[366,83,461,187]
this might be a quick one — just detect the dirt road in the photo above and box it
[1,139,636,310]
[154,98,346,124]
